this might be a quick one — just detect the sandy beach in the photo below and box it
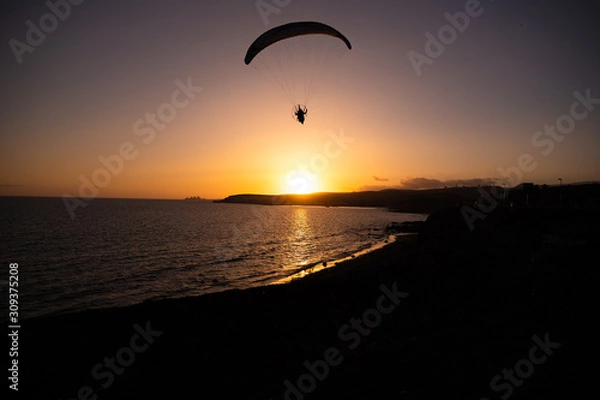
[17,207,600,399]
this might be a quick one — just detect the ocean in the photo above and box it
[0,197,425,320]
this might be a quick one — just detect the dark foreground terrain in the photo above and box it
[13,206,600,399]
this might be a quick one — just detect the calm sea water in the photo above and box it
[0,197,425,319]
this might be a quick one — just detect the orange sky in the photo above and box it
[1,0,599,200]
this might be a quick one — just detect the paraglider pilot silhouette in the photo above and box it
[293,104,308,124]
[244,21,352,125]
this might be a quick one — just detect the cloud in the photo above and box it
[373,176,389,182]
[399,177,496,190]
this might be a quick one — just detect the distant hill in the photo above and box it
[217,187,484,214]
[217,183,600,214]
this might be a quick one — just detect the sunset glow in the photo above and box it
[1,1,599,201]
[285,170,318,195]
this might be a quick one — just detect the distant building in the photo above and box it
[522,182,534,192]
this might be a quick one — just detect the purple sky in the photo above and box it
[1,0,599,199]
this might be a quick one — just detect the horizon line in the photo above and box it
[3,182,598,202]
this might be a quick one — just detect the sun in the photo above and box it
[285,170,318,194]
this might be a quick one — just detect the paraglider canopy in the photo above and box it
[243,21,352,121]
[244,21,352,65]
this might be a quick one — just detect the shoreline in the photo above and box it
[14,224,420,322]
[18,207,600,399]
[271,233,414,285]
[18,232,415,323]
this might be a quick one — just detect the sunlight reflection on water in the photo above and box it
[0,198,426,318]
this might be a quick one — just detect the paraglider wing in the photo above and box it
[244,21,352,65]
